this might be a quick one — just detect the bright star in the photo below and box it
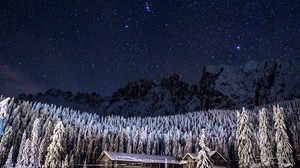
[236,45,241,50]
[145,2,151,12]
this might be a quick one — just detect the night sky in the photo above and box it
[0,0,299,97]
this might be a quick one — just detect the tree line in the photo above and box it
[0,96,299,167]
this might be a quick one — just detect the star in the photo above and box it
[0,0,298,97]
[145,2,151,12]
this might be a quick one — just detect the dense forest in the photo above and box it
[0,96,299,167]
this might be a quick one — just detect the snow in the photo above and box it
[0,98,10,136]
[17,60,300,117]
[243,61,258,73]
[101,151,179,164]
[183,151,220,160]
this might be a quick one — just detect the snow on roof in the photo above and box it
[100,151,179,164]
[182,150,227,162]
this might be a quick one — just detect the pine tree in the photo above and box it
[118,131,125,153]
[259,107,273,167]
[133,130,140,153]
[30,118,41,167]
[0,98,10,136]
[19,139,31,167]
[146,134,152,155]
[184,132,193,154]
[62,154,69,168]
[44,121,66,168]
[196,129,212,168]
[86,138,95,163]
[236,108,257,168]
[164,133,172,156]
[0,126,13,165]
[83,160,87,168]
[273,106,294,168]
[69,154,75,168]
[39,119,53,167]
[16,132,26,167]
[4,146,13,168]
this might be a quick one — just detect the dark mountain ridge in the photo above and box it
[18,60,300,116]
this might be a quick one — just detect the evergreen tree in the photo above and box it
[19,139,31,167]
[44,121,66,168]
[83,160,87,168]
[236,108,257,168]
[259,108,273,167]
[30,118,41,167]
[146,134,152,155]
[196,129,212,168]
[0,98,10,136]
[118,131,125,153]
[4,146,13,168]
[164,133,172,156]
[62,154,69,168]
[184,132,193,154]
[39,119,53,167]
[0,126,13,165]
[69,154,75,168]
[16,132,26,167]
[273,106,294,168]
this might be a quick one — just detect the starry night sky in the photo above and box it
[0,0,299,97]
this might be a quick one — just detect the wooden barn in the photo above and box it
[179,150,228,168]
[97,151,179,168]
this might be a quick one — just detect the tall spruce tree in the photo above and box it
[196,129,212,168]
[236,108,257,168]
[259,107,274,167]
[30,118,41,167]
[0,98,10,136]
[4,146,13,168]
[18,139,31,167]
[0,126,13,165]
[16,132,26,167]
[273,106,294,168]
[44,121,66,168]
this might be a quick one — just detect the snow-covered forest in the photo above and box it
[0,96,299,167]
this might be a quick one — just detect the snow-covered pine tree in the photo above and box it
[44,121,66,168]
[152,139,157,155]
[19,139,31,167]
[236,108,257,168]
[69,154,75,168]
[196,129,212,168]
[164,132,172,156]
[62,154,69,168]
[16,132,26,167]
[184,132,193,154]
[4,146,13,168]
[83,160,87,168]
[146,134,152,154]
[0,98,10,136]
[0,126,13,165]
[30,118,41,167]
[273,105,294,168]
[118,131,125,153]
[86,137,95,163]
[126,133,132,153]
[133,130,140,153]
[137,128,147,154]
[259,107,273,167]
[39,119,53,167]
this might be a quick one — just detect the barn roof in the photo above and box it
[99,151,179,164]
